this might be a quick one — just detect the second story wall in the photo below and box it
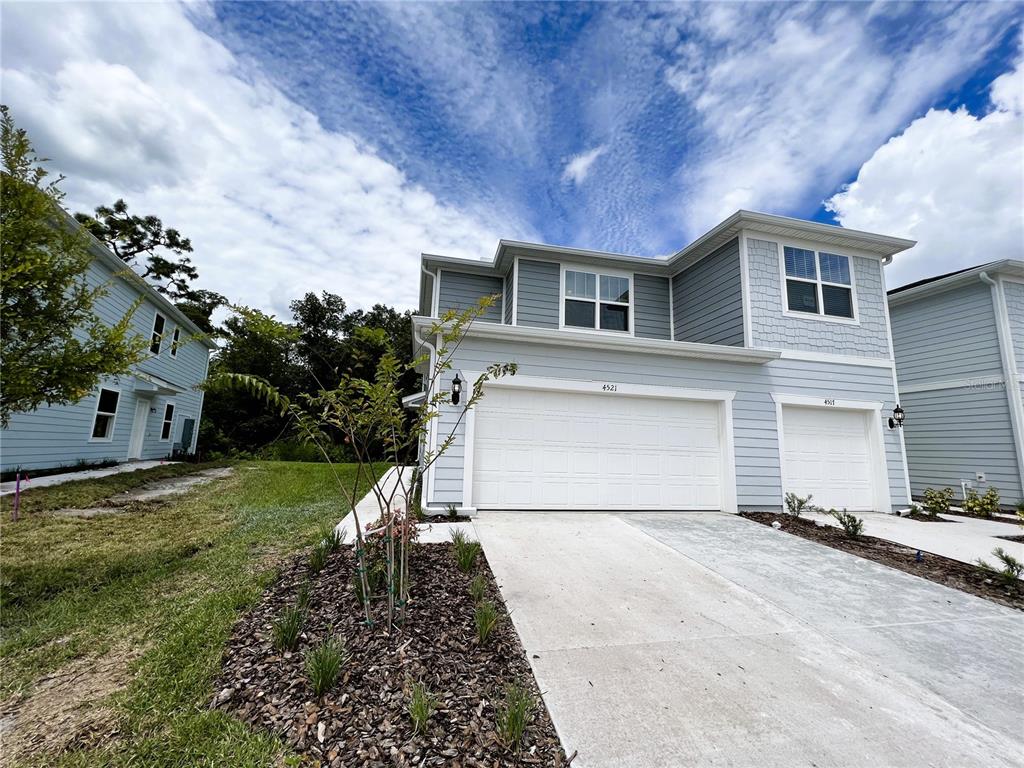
[1004,280,1024,378]
[672,238,743,346]
[633,274,671,340]
[746,237,891,359]
[516,259,560,328]
[437,270,503,322]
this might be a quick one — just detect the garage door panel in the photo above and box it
[472,387,724,510]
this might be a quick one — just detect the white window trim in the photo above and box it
[88,386,121,443]
[150,310,167,355]
[169,326,180,358]
[777,242,861,326]
[160,401,176,442]
[558,262,635,337]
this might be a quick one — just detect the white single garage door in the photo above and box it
[471,386,724,510]
[781,405,878,511]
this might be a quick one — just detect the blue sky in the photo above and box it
[2,2,1022,313]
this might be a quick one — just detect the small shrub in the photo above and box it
[907,503,922,515]
[829,508,864,538]
[963,487,1000,519]
[309,540,330,574]
[319,522,345,553]
[407,680,439,734]
[306,637,347,698]
[474,600,500,644]
[496,683,536,750]
[977,547,1023,587]
[296,580,313,611]
[784,492,813,517]
[922,487,955,516]
[451,529,482,572]
[446,503,459,521]
[272,606,304,652]
[469,573,487,603]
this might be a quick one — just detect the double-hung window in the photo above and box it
[150,312,166,354]
[784,247,855,319]
[91,388,120,441]
[160,403,175,441]
[564,270,630,332]
[169,327,180,358]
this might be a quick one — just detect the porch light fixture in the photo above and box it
[451,374,462,406]
[888,404,905,430]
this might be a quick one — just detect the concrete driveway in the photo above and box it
[474,512,1024,768]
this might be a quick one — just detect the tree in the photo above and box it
[290,291,348,390]
[175,288,227,335]
[74,198,199,300]
[0,105,147,426]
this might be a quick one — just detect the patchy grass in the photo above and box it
[0,461,378,767]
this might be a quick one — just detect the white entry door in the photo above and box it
[127,398,150,459]
[471,386,725,510]
[781,405,881,511]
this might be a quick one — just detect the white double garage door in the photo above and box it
[469,383,885,512]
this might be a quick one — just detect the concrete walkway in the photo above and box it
[806,509,1023,566]
[476,511,1024,768]
[0,460,176,496]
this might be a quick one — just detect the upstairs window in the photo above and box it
[564,270,630,332]
[150,312,166,354]
[91,388,120,441]
[169,327,180,358]
[784,247,855,319]
[160,403,175,441]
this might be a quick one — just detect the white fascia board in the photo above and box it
[412,316,780,365]
[888,259,1024,307]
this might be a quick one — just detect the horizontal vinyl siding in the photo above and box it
[900,386,1022,504]
[633,274,672,340]
[516,259,559,329]
[1003,280,1024,377]
[427,337,906,510]
[1,257,210,472]
[437,270,503,323]
[890,283,1003,386]
[673,238,744,346]
[503,267,514,324]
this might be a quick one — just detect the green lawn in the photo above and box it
[0,460,378,767]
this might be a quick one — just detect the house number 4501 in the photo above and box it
[602,384,618,392]
[823,398,835,406]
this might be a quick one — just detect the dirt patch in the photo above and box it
[48,468,234,519]
[996,534,1024,543]
[901,512,958,523]
[214,544,568,766]
[739,512,1024,612]
[0,646,136,767]
[943,512,1022,526]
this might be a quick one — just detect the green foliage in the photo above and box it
[976,547,1024,587]
[319,522,345,553]
[451,530,482,573]
[474,600,500,645]
[0,105,148,425]
[829,509,864,538]
[296,580,313,612]
[963,487,1000,518]
[784,492,813,517]
[271,606,304,652]
[305,637,347,698]
[407,680,439,735]
[469,573,487,603]
[495,683,536,750]
[308,540,331,574]
[446,503,459,520]
[922,487,955,516]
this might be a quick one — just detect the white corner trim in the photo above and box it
[771,393,883,411]
[776,349,895,369]
[511,257,519,325]
[738,231,754,347]
[461,402,477,511]
[720,397,739,514]
[431,268,441,317]
[774,399,787,511]
[878,261,912,503]
[984,274,1024,485]
[668,274,676,341]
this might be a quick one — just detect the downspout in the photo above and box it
[980,271,1024,494]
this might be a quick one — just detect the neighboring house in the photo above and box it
[411,210,915,515]
[1,231,217,474]
[888,260,1024,507]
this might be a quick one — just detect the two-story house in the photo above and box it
[411,210,915,515]
[888,260,1024,507]
[1,230,217,474]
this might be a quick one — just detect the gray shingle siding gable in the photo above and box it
[516,259,560,328]
[746,238,890,358]
[437,271,503,323]
[633,274,672,340]
[672,238,744,346]
[1003,280,1024,377]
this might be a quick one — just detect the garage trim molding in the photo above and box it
[771,393,891,513]
[459,373,738,515]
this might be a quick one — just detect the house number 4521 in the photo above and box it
[823,398,835,406]
[602,384,618,392]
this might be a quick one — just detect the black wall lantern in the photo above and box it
[451,374,462,406]
[888,404,905,430]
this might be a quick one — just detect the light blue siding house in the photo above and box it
[412,210,916,515]
[888,260,1024,507]
[1,232,217,474]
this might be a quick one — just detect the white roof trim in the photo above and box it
[888,259,1024,306]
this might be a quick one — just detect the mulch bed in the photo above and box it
[739,512,1024,612]
[901,512,958,523]
[997,534,1024,543]
[213,543,568,767]
[942,512,1022,526]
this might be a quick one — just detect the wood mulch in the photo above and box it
[213,543,568,767]
[901,512,958,523]
[739,512,1024,612]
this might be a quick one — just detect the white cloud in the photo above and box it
[561,145,608,186]
[825,56,1024,287]
[0,3,522,317]
[660,3,1020,238]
